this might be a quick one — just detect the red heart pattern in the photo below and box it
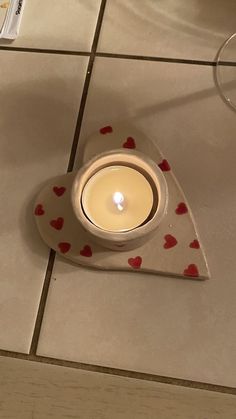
[128,256,142,269]
[80,245,92,257]
[50,217,64,230]
[164,234,177,249]
[184,264,199,278]
[35,204,45,216]
[158,159,171,172]
[190,239,200,249]
[123,137,136,149]
[100,126,113,134]
[175,202,188,215]
[58,242,71,254]
[53,186,66,197]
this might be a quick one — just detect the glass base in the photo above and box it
[216,33,236,110]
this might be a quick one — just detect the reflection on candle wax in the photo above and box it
[113,191,125,212]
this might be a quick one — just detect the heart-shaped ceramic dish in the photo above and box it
[34,125,210,280]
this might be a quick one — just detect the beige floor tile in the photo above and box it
[1,357,236,419]
[98,0,236,61]
[0,51,88,352]
[0,0,101,51]
[37,57,236,387]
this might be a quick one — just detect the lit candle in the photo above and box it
[81,165,153,232]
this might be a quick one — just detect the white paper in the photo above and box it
[0,0,25,39]
[0,2,9,30]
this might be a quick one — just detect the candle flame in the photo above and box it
[113,192,124,212]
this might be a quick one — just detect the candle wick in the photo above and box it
[117,203,124,212]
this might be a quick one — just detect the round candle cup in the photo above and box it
[81,165,154,232]
[71,150,168,251]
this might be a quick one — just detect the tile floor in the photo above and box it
[0,0,236,390]
[0,50,88,352]
[0,0,101,51]
[97,0,236,61]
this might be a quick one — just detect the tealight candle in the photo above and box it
[81,165,153,232]
[71,150,168,251]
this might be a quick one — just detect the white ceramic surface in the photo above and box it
[0,51,88,352]
[98,0,236,61]
[37,58,236,386]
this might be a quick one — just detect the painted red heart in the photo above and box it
[80,245,92,257]
[100,125,113,134]
[50,217,64,230]
[58,242,71,254]
[34,204,45,216]
[175,202,188,215]
[123,137,136,149]
[183,264,199,278]
[128,256,142,269]
[164,234,177,249]
[53,186,66,197]
[158,159,171,172]
[190,239,200,249]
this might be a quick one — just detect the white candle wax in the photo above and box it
[81,165,153,232]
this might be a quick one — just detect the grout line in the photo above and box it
[66,57,93,172]
[96,52,217,66]
[29,250,56,355]
[0,349,235,396]
[96,53,236,67]
[67,0,107,172]
[1,45,236,67]
[218,61,236,67]
[29,0,108,354]
[96,52,236,67]
[0,45,91,56]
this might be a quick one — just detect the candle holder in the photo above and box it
[71,150,168,251]
[34,125,209,280]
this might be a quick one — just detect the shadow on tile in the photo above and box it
[75,77,236,215]
[150,0,236,42]
[0,80,76,264]
[0,80,75,168]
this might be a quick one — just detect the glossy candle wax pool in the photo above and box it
[81,165,153,232]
